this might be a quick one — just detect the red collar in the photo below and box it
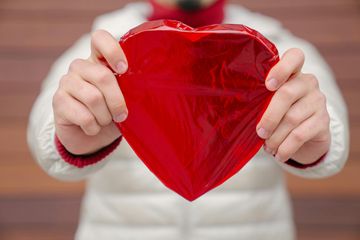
[148,0,225,28]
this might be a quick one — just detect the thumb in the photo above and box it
[265,48,305,91]
[89,29,128,74]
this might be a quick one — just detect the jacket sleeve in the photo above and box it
[274,30,350,178]
[27,34,121,181]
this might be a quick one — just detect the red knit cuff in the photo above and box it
[285,152,327,169]
[54,134,122,168]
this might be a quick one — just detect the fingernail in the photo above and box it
[114,112,128,122]
[116,61,128,74]
[257,127,268,139]
[267,78,278,90]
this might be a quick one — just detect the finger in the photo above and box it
[266,48,305,91]
[257,75,309,139]
[264,92,318,155]
[60,73,113,127]
[56,122,121,156]
[274,113,324,163]
[53,90,101,136]
[69,59,128,122]
[89,29,128,74]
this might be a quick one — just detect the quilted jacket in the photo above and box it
[27,2,349,240]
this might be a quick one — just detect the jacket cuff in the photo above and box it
[54,134,122,168]
[285,152,327,169]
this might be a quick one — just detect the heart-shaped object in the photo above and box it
[116,20,279,201]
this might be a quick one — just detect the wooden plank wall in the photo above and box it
[0,0,359,239]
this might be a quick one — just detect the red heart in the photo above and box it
[116,20,279,201]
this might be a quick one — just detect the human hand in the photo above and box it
[53,30,127,155]
[257,48,331,165]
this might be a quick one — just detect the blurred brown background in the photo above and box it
[0,0,359,239]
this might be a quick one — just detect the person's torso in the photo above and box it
[76,3,296,239]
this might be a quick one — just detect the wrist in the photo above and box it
[54,134,122,168]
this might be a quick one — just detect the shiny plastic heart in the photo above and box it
[116,20,279,201]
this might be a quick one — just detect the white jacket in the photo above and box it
[27,2,349,240]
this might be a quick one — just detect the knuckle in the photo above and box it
[284,111,301,126]
[291,130,305,143]
[52,90,65,108]
[96,67,112,84]
[279,85,296,101]
[306,74,319,88]
[59,74,71,88]
[317,92,327,105]
[75,80,87,95]
[86,91,103,106]
[69,58,83,72]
